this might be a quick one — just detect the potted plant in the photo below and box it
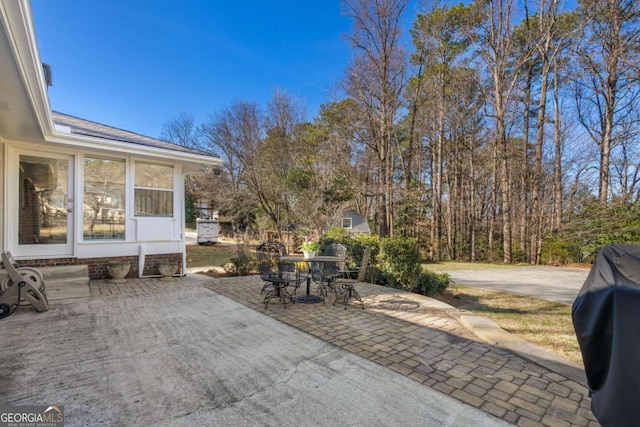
[158,262,178,280]
[301,236,319,259]
[107,260,130,283]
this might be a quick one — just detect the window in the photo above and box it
[342,217,352,229]
[83,157,126,240]
[134,162,173,217]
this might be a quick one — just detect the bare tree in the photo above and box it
[198,102,263,236]
[160,112,201,150]
[527,1,578,264]
[259,89,306,230]
[160,112,207,225]
[410,2,477,260]
[200,101,262,193]
[475,0,529,263]
[575,0,640,203]
[342,0,408,237]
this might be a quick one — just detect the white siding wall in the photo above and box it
[76,158,184,260]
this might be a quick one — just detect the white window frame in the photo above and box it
[82,156,127,241]
[133,161,174,218]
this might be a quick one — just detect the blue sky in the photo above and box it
[31,1,354,139]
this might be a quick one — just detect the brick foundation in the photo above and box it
[16,253,183,280]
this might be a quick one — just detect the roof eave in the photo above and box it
[0,0,54,138]
[45,131,222,167]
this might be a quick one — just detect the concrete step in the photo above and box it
[45,280,91,300]
[0,264,89,281]
[47,276,90,287]
[1,264,91,300]
[38,264,89,281]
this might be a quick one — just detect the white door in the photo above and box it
[8,150,75,258]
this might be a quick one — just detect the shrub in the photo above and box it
[552,201,640,264]
[324,226,349,241]
[318,233,380,272]
[413,270,450,295]
[185,192,196,224]
[223,257,252,276]
[511,248,528,264]
[372,266,396,288]
[321,233,450,295]
[541,237,582,265]
[378,236,422,291]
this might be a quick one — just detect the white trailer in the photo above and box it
[196,218,219,244]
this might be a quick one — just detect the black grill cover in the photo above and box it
[572,244,640,427]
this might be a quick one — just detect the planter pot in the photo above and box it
[107,261,130,283]
[303,251,316,259]
[159,262,178,280]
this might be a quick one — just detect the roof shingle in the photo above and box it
[52,111,218,158]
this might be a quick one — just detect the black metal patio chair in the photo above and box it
[256,240,303,308]
[334,246,370,309]
[257,240,287,294]
[314,243,347,300]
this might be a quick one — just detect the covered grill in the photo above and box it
[572,244,640,426]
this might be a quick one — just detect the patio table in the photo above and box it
[279,255,342,304]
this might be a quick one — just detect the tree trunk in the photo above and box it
[430,98,445,260]
[470,142,477,262]
[599,112,612,204]
[495,87,512,263]
[531,58,550,265]
[500,137,512,264]
[553,63,563,230]
[520,66,533,262]
[489,141,498,262]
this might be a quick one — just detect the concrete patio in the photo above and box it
[0,274,598,426]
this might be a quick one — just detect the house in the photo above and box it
[340,210,371,235]
[0,1,223,278]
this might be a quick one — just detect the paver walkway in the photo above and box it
[89,275,598,426]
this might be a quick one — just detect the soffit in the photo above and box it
[0,5,43,141]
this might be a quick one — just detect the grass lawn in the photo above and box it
[186,244,237,268]
[435,285,583,366]
[426,260,586,366]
